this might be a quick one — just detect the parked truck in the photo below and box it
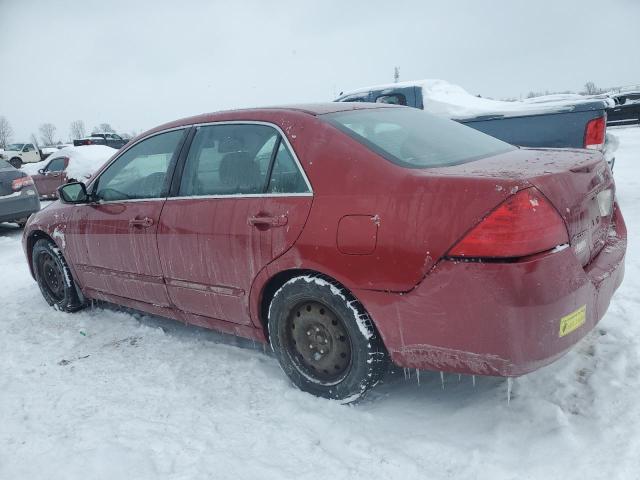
[0,143,44,168]
[73,132,128,149]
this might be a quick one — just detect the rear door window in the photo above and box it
[266,141,309,194]
[178,124,310,196]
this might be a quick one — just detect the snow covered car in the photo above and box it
[26,145,116,199]
[0,160,40,227]
[0,143,43,168]
[21,103,626,402]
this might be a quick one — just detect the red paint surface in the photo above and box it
[22,104,627,377]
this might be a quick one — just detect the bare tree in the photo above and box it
[69,120,86,140]
[583,81,602,95]
[39,123,57,145]
[0,116,13,149]
[93,123,115,134]
[30,133,39,147]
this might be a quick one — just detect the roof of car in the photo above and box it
[145,102,398,136]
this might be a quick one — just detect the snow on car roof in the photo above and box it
[63,145,117,180]
[338,79,612,120]
[22,145,116,179]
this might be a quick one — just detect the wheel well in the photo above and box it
[259,269,309,339]
[259,269,374,342]
[25,230,55,277]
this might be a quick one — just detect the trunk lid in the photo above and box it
[431,147,614,266]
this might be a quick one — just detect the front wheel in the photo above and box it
[32,239,85,312]
[9,157,22,168]
[268,275,389,403]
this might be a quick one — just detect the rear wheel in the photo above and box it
[268,275,388,402]
[9,157,22,168]
[32,239,85,312]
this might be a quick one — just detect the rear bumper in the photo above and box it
[357,204,627,377]
[0,190,40,223]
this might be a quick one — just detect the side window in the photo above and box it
[23,144,34,152]
[341,93,369,103]
[46,156,66,172]
[179,124,278,196]
[266,141,309,194]
[375,93,407,105]
[95,129,184,201]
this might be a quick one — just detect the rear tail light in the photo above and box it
[448,187,569,258]
[584,115,606,150]
[12,176,34,192]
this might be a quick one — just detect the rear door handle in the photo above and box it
[129,217,154,228]
[248,215,288,228]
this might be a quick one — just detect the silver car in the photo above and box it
[0,160,40,227]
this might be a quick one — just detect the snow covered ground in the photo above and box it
[1,127,640,480]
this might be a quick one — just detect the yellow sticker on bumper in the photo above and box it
[559,305,586,337]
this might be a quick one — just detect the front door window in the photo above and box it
[94,129,185,201]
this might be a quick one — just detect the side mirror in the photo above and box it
[38,168,44,174]
[58,182,91,204]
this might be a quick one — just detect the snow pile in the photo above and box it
[64,145,116,180]
[41,147,60,156]
[1,127,640,479]
[341,79,611,120]
[21,160,48,176]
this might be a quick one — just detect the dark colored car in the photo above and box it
[22,103,626,402]
[0,160,40,226]
[607,92,640,127]
[73,133,128,149]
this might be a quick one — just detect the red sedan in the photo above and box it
[22,103,626,401]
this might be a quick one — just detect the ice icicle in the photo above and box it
[507,377,513,405]
[416,369,420,386]
[472,375,476,387]
[440,371,445,390]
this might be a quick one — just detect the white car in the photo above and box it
[0,143,42,168]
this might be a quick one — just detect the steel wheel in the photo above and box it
[37,251,66,303]
[284,300,353,384]
[269,275,389,402]
[32,238,85,312]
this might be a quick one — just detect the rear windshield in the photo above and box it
[324,107,514,168]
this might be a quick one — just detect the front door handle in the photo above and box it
[129,217,154,228]
[248,214,288,228]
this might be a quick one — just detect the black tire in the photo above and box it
[9,157,22,169]
[268,274,388,403]
[32,238,85,312]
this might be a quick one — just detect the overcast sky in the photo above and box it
[1,0,639,142]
